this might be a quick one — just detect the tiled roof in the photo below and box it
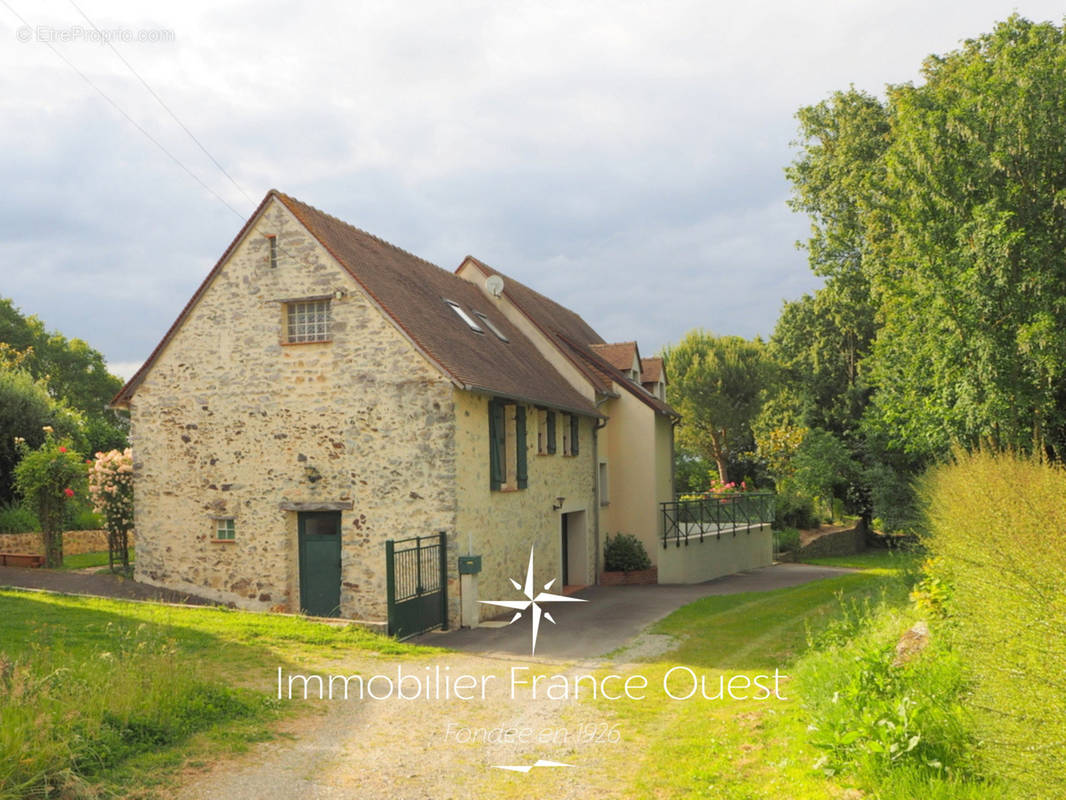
[640,357,664,383]
[114,191,600,418]
[458,259,677,418]
[590,342,640,372]
[560,335,679,418]
[460,257,614,394]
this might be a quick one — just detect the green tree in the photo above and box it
[0,367,86,502]
[870,17,1066,459]
[0,298,127,455]
[663,331,767,485]
[789,429,861,521]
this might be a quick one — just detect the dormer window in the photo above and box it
[444,300,484,334]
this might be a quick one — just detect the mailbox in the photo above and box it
[458,555,482,575]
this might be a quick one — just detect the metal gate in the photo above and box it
[385,532,447,639]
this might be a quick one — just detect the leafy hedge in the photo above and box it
[603,533,652,572]
[921,451,1066,797]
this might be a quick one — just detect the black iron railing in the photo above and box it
[661,492,774,548]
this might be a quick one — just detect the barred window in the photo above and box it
[286,300,331,343]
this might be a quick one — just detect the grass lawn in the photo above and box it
[58,548,136,570]
[484,553,909,799]
[0,590,437,799]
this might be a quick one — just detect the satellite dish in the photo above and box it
[485,274,505,297]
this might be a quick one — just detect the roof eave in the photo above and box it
[460,383,605,420]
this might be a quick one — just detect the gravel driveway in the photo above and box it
[171,564,851,799]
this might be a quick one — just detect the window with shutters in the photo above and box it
[488,399,528,491]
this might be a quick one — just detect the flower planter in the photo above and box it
[599,566,658,586]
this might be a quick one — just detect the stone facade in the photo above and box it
[130,198,458,621]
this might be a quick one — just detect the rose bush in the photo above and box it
[88,448,134,573]
[13,427,84,566]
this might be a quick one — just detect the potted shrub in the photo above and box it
[601,533,657,585]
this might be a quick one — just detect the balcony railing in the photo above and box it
[661,492,775,548]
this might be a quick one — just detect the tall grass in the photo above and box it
[922,451,1066,797]
[793,550,1011,798]
[0,623,273,799]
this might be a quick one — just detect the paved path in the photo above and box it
[414,563,854,659]
[0,565,216,605]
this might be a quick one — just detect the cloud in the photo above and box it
[2,0,1064,366]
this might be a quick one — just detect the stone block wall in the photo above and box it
[793,526,865,559]
[0,530,136,557]
[129,197,457,621]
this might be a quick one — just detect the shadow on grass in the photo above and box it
[646,572,905,671]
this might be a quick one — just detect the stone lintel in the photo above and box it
[279,501,354,511]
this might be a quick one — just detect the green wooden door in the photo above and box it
[298,511,342,617]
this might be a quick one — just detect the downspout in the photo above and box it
[593,394,610,584]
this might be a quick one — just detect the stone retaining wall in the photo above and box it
[780,526,864,560]
[0,530,136,556]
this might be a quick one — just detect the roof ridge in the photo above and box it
[462,255,603,336]
[274,191,450,278]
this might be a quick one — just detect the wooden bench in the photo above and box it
[0,553,45,568]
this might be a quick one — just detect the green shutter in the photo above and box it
[547,411,557,454]
[515,406,528,489]
[489,400,505,490]
[570,414,580,456]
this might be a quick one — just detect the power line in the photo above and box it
[4,2,311,271]
[0,0,247,222]
[66,0,258,209]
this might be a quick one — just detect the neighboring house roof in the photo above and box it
[590,342,641,373]
[641,357,664,384]
[459,258,677,418]
[559,334,679,418]
[113,191,600,418]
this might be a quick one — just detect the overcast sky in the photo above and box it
[2,1,1063,379]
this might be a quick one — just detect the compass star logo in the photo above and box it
[480,545,587,655]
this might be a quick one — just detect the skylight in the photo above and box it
[474,311,509,342]
[444,300,484,333]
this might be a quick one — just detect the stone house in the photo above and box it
[112,190,709,631]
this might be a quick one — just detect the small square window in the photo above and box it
[286,300,331,343]
[215,518,235,541]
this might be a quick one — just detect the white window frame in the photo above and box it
[286,299,331,343]
[444,300,484,334]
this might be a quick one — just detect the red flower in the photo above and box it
[63,488,75,498]
[58,446,67,453]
